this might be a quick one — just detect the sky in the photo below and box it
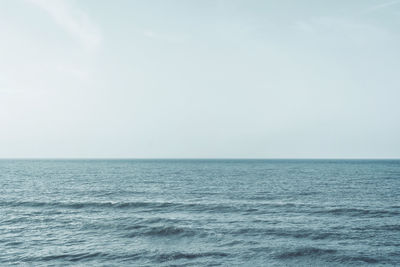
[1,0,400,158]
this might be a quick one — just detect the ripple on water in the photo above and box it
[1,159,399,266]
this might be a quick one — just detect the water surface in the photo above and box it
[1,159,399,266]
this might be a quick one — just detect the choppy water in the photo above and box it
[1,159,399,266]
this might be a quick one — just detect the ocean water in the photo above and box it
[0,159,399,266]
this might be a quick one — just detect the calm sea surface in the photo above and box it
[0,159,399,266]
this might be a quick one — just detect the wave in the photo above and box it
[378,224,400,231]
[125,225,197,238]
[229,227,340,240]
[275,247,337,259]
[333,255,380,264]
[311,208,399,217]
[352,224,400,231]
[155,251,229,262]
[0,200,177,210]
[14,250,230,264]
[23,252,104,262]
[0,200,306,214]
[275,247,385,264]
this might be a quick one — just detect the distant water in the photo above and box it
[1,159,399,266]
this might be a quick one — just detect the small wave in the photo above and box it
[155,251,229,262]
[145,226,192,237]
[0,200,233,213]
[277,248,385,264]
[0,200,176,210]
[217,240,245,247]
[333,255,380,264]
[0,200,312,215]
[312,208,399,217]
[275,247,337,259]
[297,191,319,196]
[230,227,338,240]
[126,226,197,238]
[5,241,23,246]
[24,252,103,262]
[119,224,146,231]
[247,195,277,201]
[379,224,400,231]
[352,224,400,231]
[250,246,272,253]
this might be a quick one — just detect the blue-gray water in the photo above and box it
[1,159,399,266]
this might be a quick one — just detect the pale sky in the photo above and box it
[1,0,400,158]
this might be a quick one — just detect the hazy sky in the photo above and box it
[1,0,400,158]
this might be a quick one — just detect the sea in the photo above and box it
[0,159,399,266]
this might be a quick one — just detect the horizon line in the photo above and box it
[0,157,399,160]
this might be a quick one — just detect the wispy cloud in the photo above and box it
[362,0,400,14]
[27,0,102,49]
[292,16,394,45]
[293,17,388,34]
[143,30,184,44]
[292,17,366,35]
